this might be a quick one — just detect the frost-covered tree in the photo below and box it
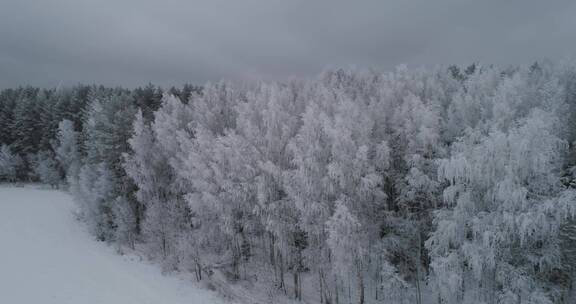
[73,90,137,241]
[392,92,443,303]
[326,197,369,304]
[0,145,23,182]
[75,162,116,240]
[428,110,575,304]
[326,96,390,304]
[192,81,239,136]
[180,126,262,278]
[123,110,160,247]
[31,150,61,187]
[234,82,306,294]
[124,98,192,266]
[83,91,137,174]
[54,120,80,176]
[283,100,333,299]
[54,119,81,191]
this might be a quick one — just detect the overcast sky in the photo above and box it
[1,0,575,88]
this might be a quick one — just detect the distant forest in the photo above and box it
[1,62,576,304]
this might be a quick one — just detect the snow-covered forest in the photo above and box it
[1,62,576,304]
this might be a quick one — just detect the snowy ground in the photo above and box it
[0,185,231,304]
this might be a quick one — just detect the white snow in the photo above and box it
[0,185,230,304]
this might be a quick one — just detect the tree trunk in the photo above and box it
[321,270,332,304]
[195,261,202,281]
[278,252,286,293]
[490,265,496,304]
[269,232,276,266]
[348,276,351,304]
[320,270,324,303]
[299,272,303,301]
[357,269,364,304]
[161,234,167,259]
[293,272,299,300]
[334,276,339,304]
[415,226,423,304]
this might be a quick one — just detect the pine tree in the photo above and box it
[74,89,137,241]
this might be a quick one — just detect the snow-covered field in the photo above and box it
[0,185,229,304]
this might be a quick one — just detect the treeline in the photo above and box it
[1,63,576,304]
[0,84,198,183]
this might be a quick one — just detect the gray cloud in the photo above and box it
[1,0,575,88]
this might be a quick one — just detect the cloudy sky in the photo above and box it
[1,0,575,88]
